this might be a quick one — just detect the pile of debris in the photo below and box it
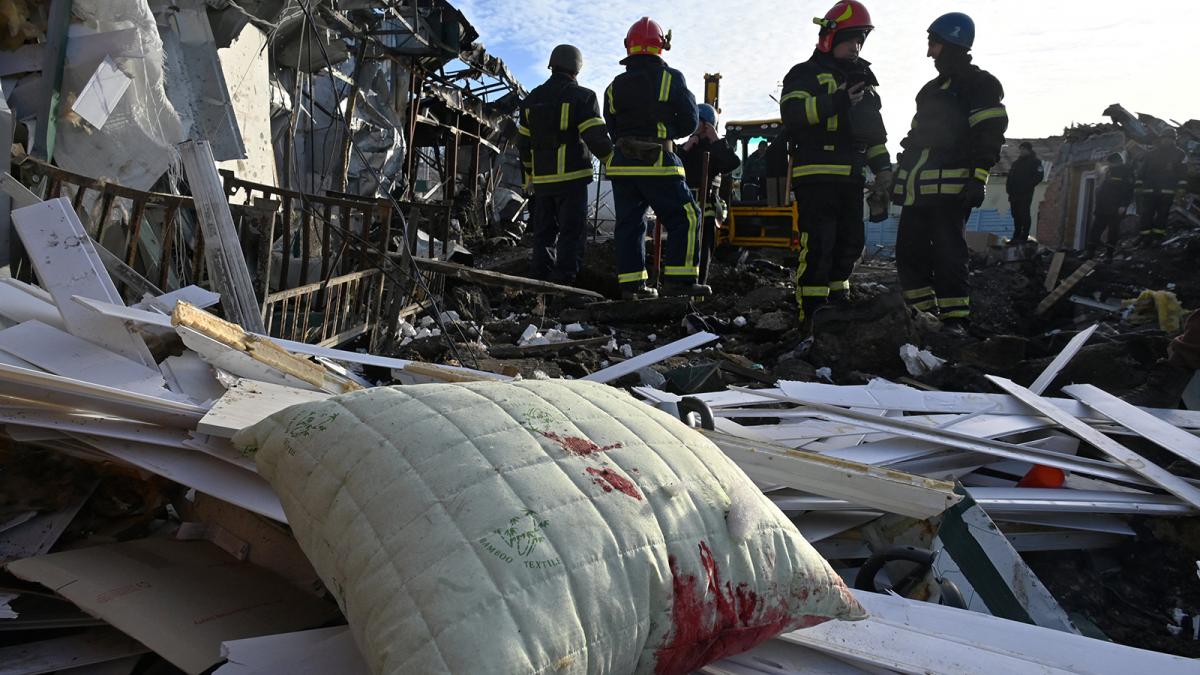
[0,0,1199,671]
[1,183,1198,672]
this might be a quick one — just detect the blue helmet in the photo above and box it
[697,103,718,126]
[928,12,975,50]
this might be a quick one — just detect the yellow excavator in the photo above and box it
[704,74,802,251]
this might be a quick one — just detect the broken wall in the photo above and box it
[216,24,276,193]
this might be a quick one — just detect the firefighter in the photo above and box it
[1135,129,1188,242]
[1088,152,1135,258]
[1005,142,1043,244]
[517,45,613,286]
[677,103,741,285]
[892,12,1007,336]
[604,17,706,300]
[780,0,891,333]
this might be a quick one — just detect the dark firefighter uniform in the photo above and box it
[892,59,1007,323]
[1136,142,1188,237]
[780,51,890,320]
[677,136,740,285]
[517,74,613,284]
[1005,151,1044,243]
[1089,158,1135,252]
[603,55,701,294]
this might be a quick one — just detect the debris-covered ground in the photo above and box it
[2,0,1200,671]
[381,220,1200,659]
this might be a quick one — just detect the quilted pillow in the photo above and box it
[234,380,864,674]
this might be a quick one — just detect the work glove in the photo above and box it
[961,178,986,210]
[873,169,894,197]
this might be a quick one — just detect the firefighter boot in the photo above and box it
[941,317,970,338]
[621,286,659,301]
[662,279,713,298]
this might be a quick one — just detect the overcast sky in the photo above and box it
[456,0,1200,143]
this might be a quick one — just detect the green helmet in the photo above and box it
[549,45,583,75]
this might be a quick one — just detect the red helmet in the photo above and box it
[814,1,874,53]
[624,17,671,57]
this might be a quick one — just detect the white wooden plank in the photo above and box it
[198,379,331,438]
[0,175,163,302]
[135,284,220,312]
[995,512,1136,536]
[633,385,783,408]
[0,362,206,428]
[1,425,72,443]
[703,639,873,675]
[0,280,66,329]
[178,140,266,333]
[582,332,719,383]
[72,434,285,523]
[775,378,1200,429]
[183,433,258,472]
[1064,383,1200,470]
[0,347,43,371]
[2,276,54,303]
[72,296,509,381]
[735,387,1151,485]
[216,626,368,675]
[703,430,961,519]
[782,589,1197,675]
[793,511,882,543]
[0,406,191,447]
[0,480,98,563]
[178,326,319,391]
[0,321,170,396]
[0,628,148,675]
[10,199,156,367]
[1029,324,1099,394]
[967,487,1192,515]
[160,353,225,405]
[989,375,1200,510]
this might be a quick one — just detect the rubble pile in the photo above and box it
[2,187,1200,672]
[0,0,1198,673]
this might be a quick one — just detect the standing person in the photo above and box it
[604,17,706,300]
[740,141,769,201]
[517,45,613,286]
[1005,141,1043,244]
[1088,152,1135,258]
[780,0,892,332]
[1135,129,1188,242]
[677,104,741,286]
[891,12,1007,336]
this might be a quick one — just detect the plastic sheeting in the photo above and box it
[54,0,184,191]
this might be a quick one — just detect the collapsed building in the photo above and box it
[0,2,1200,673]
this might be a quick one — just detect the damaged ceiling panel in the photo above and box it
[154,0,246,162]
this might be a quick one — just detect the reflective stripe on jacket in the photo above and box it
[780,50,891,185]
[603,55,698,178]
[893,58,1008,207]
[1136,144,1188,194]
[517,73,613,190]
